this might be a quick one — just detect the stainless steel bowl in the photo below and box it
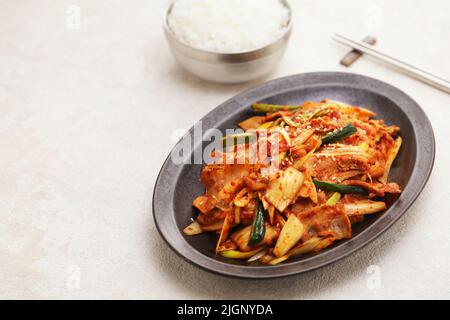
[163,1,293,84]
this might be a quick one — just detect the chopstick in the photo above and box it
[332,33,450,94]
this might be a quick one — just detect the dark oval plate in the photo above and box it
[153,72,435,279]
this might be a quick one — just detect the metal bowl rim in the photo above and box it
[162,0,293,57]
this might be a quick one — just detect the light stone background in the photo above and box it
[0,0,449,299]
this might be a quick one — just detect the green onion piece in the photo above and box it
[313,179,368,195]
[281,115,302,127]
[248,199,266,246]
[252,103,300,112]
[325,192,342,205]
[322,123,357,145]
[311,108,331,119]
[222,132,257,149]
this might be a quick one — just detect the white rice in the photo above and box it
[167,0,290,53]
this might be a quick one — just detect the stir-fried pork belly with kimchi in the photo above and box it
[184,100,402,265]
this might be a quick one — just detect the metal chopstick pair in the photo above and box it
[332,33,450,94]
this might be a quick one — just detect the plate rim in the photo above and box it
[152,72,435,279]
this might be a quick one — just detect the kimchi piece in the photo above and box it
[184,99,402,265]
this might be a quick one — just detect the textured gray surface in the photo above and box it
[0,0,449,298]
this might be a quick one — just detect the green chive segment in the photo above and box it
[313,179,368,195]
[252,103,300,113]
[322,123,357,144]
[248,199,267,246]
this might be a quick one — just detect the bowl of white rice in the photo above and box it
[164,0,292,83]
